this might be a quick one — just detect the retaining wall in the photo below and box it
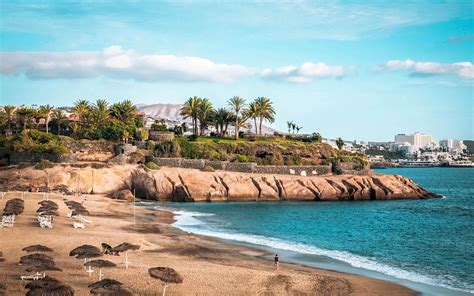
[146,156,334,175]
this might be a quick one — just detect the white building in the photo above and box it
[440,139,467,152]
[394,132,435,151]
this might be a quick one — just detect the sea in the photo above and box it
[138,168,474,295]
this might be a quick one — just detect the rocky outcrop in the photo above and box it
[0,164,438,201]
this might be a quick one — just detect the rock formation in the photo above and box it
[0,164,438,201]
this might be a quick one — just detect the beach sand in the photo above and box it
[0,192,416,295]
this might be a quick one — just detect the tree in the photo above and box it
[245,102,259,134]
[228,96,248,140]
[16,107,35,131]
[39,104,54,133]
[213,108,234,137]
[52,109,67,135]
[296,125,302,134]
[180,96,201,136]
[311,132,322,142]
[72,100,91,128]
[287,121,293,134]
[255,97,275,135]
[69,122,80,137]
[110,100,137,124]
[336,137,344,150]
[196,98,213,136]
[3,105,16,130]
[92,99,110,127]
[151,119,167,131]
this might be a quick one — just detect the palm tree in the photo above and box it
[255,97,275,135]
[52,109,67,135]
[92,99,110,127]
[286,121,293,134]
[336,137,344,150]
[39,104,54,133]
[245,102,259,134]
[69,122,80,138]
[3,105,16,131]
[72,100,91,127]
[213,108,234,137]
[16,107,35,131]
[291,122,296,134]
[228,96,248,140]
[197,98,213,135]
[110,100,137,124]
[296,125,303,134]
[180,96,201,136]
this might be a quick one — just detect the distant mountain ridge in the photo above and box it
[137,103,278,134]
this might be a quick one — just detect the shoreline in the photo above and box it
[0,191,418,295]
[152,203,472,296]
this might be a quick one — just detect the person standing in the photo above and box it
[274,254,279,270]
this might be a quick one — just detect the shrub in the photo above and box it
[35,159,54,170]
[202,165,215,172]
[236,154,249,163]
[212,139,220,144]
[187,134,198,141]
[291,155,302,165]
[176,138,203,159]
[136,128,149,141]
[145,161,161,170]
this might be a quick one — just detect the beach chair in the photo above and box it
[0,215,15,228]
[73,222,85,229]
[20,272,45,281]
[38,215,53,228]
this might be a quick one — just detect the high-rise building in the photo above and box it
[440,139,467,152]
[394,132,434,151]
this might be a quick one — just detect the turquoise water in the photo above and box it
[140,168,474,294]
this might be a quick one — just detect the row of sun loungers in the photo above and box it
[37,200,59,229]
[64,198,92,229]
[1,198,24,228]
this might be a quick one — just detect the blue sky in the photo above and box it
[0,0,472,141]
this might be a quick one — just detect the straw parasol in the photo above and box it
[148,267,184,296]
[69,245,101,257]
[20,253,54,265]
[90,286,133,295]
[88,278,122,290]
[111,242,140,269]
[22,245,54,253]
[25,276,62,290]
[74,250,103,275]
[26,264,62,278]
[26,283,74,296]
[84,260,117,281]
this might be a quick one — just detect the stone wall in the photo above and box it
[146,156,333,175]
[9,152,77,164]
[149,131,175,142]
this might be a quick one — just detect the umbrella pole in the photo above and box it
[99,268,103,281]
[125,251,129,269]
[162,283,170,296]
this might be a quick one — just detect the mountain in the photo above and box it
[137,103,278,135]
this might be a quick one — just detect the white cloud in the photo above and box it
[261,62,353,83]
[0,46,254,82]
[375,59,474,79]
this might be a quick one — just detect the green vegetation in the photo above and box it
[35,159,54,170]
[145,161,161,170]
[4,130,70,153]
[336,137,344,150]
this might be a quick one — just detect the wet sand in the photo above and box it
[0,192,417,295]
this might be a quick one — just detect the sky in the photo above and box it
[0,0,472,142]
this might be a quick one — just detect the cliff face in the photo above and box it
[0,164,438,201]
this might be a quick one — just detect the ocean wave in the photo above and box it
[170,209,473,294]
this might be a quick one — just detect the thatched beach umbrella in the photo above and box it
[69,245,101,257]
[148,267,183,296]
[26,263,62,277]
[84,260,116,281]
[26,283,74,296]
[25,276,62,290]
[71,208,90,216]
[88,278,122,290]
[22,245,54,253]
[111,242,140,269]
[20,253,54,265]
[90,286,133,295]
[73,249,103,275]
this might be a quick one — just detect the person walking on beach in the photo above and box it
[274,254,279,270]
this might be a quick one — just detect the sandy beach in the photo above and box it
[0,192,417,295]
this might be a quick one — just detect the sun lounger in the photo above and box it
[72,215,92,224]
[0,215,16,228]
[20,273,45,281]
[73,222,85,229]
[38,215,53,228]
